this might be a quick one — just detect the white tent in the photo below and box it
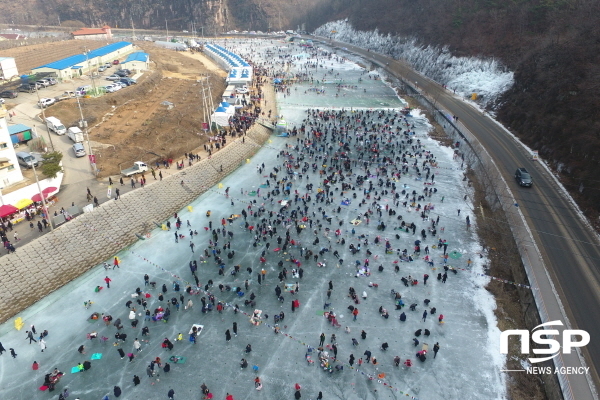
[211,106,230,127]
[220,102,236,115]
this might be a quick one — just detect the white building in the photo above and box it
[0,57,18,80]
[0,105,24,188]
[121,52,150,72]
[72,26,113,40]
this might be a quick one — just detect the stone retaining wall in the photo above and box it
[0,83,276,324]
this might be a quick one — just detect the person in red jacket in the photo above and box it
[352,307,359,321]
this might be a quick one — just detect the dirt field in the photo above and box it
[47,42,228,177]
[0,39,110,76]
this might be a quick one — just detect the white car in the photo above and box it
[98,65,107,72]
[104,85,117,93]
[236,86,249,94]
[106,74,121,81]
[38,98,56,108]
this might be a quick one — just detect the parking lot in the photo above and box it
[3,66,140,186]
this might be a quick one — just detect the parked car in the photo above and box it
[112,82,125,89]
[47,78,58,85]
[36,79,50,87]
[112,59,120,65]
[104,62,112,68]
[115,70,129,77]
[38,98,56,108]
[515,167,533,187]
[236,85,249,94]
[106,74,121,81]
[117,79,131,87]
[16,151,39,168]
[18,84,35,93]
[98,65,107,72]
[0,90,18,98]
[76,85,92,93]
[120,77,137,85]
[104,84,118,93]
[72,142,86,157]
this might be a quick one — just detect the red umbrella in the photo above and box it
[31,192,50,202]
[42,187,57,195]
[0,204,18,218]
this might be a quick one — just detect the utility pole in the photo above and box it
[76,97,97,176]
[199,75,216,131]
[83,48,97,95]
[165,19,169,41]
[31,162,53,231]
[131,17,135,41]
[34,85,54,151]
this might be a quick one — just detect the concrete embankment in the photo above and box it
[0,84,276,324]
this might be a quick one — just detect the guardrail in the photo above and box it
[396,75,584,400]
[324,36,595,399]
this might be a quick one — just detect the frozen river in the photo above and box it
[0,40,505,400]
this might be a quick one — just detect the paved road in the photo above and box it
[311,36,600,395]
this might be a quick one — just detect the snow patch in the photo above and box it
[314,20,514,107]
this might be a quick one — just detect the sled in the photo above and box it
[169,355,187,364]
[188,324,204,335]
[39,386,49,391]
[250,309,262,326]
[88,312,101,322]
[91,353,102,360]
[71,366,82,374]
[422,343,429,352]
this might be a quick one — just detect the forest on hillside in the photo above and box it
[299,0,600,222]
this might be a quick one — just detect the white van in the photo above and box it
[46,116,67,135]
[67,127,84,143]
[72,143,86,157]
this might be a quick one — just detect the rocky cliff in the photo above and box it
[0,0,319,33]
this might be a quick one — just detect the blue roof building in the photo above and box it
[32,42,134,80]
[121,52,150,71]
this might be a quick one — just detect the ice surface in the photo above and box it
[314,21,514,107]
[0,39,505,400]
